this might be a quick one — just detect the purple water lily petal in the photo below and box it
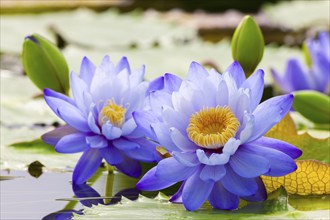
[80,56,96,87]
[182,169,214,211]
[221,165,257,197]
[170,127,197,152]
[243,143,297,176]
[163,73,182,92]
[249,94,293,142]
[113,138,140,151]
[169,181,185,203]
[271,68,292,94]
[42,125,77,145]
[208,181,239,210]
[149,90,172,118]
[72,183,103,207]
[115,56,131,74]
[151,122,180,152]
[129,65,145,87]
[241,69,264,111]
[86,135,108,148]
[73,148,102,184]
[70,72,92,116]
[162,107,187,135]
[101,122,122,140]
[133,110,158,140]
[223,61,246,87]
[215,79,229,106]
[44,93,89,132]
[312,53,330,92]
[87,112,101,134]
[124,138,161,162]
[56,133,89,153]
[121,118,137,136]
[156,157,198,182]
[196,149,230,166]
[136,167,177,191]
[44,88,75,105]
[201,79,217,107]
[172,151,199,167]
[147,76,164,93]
[229,149,270,178]
[200,165,226,182]
[115,154,142,178]
[286,59,311,91]
[99,144,123,165]
[253,137,302,159]
[241,177,267,202]
[125,82,149,117]
[186,61,209,85]
[57,105,90,132]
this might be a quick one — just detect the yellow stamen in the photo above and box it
[187,106,240,149]
[99,100,126,127]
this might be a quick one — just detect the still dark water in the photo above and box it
[0,169,144,220]
[1,170,84,219]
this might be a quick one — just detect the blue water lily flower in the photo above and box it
[271,31,330,94]
[42,56,161,184]
[135,61,302,211]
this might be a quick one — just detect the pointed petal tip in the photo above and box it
[189,61,204,70]
[101,55,110,64]
[255,69,265,77]
[232,60,242,67]
[43,88,51,96]
[135,181,144,190]
[295,148,303,159]
[191,61,200,66]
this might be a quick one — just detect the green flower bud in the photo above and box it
[22,33,69,94]
[231,15,264,76]
[293,90,330,124]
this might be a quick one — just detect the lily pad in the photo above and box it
[262,160,330,195]
[266,114,330,163]
[263,1,330,30]
[0,126,80,170]
[0,9,195,54]
[73,192,330,220]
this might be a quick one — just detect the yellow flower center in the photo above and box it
[99,100,126,127]
[187,106,240,149]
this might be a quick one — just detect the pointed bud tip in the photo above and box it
[24,35,39,44]
[231,15,264,76]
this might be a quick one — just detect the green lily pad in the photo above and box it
[266,114,330,163]
[0,126,80,170]
[0,73,58,126]
[263,1,330,30]
[73,191,330,220]
[0,9,195,54]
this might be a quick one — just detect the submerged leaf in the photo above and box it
[262,160,330,195]
[28,160,44,178]
[266,114,330,163]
